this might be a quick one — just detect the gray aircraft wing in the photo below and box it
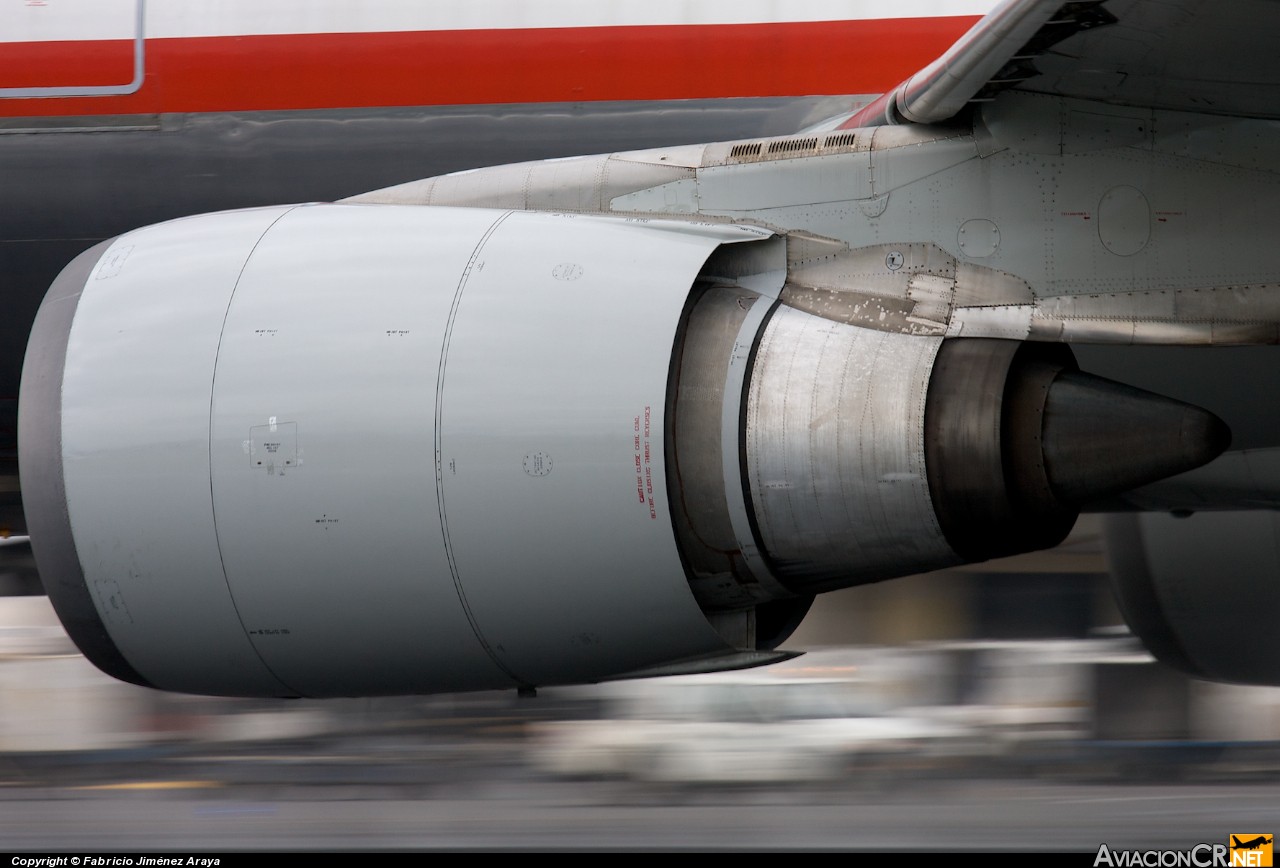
[841,0,1280,128]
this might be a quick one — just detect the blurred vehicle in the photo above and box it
[528,651,980,785]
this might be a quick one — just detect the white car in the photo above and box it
[528,652,978,785]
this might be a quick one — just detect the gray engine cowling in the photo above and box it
[1107,511,1280,685]
[19,203,1230,697]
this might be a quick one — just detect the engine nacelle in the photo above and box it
[1107,511,1280,685]
[22,205,774,697]
[20,204,1228,696]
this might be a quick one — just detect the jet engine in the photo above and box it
[19,204,1227,696]
[1107,510,1280,685]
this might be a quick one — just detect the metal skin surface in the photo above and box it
[664,283,815,650]
[666,285,779,612]
[16,240,150,688]
[45,208,299,697]
[923,339,1227,562]
[25,204,778,696]
[372,97,1278,690]
[29,194,1226,696]
[745,307,954,593]
[391,109,1280,347]
[0,99,842,558]
[922,340,1077,562]
[845,0,1059,126]
[0,98,837,409]
[665,275,1227,638]
[24,130,1245,693]
[734,312,1221,598]
[16,1,1280,691]
[1107,510,1280,685]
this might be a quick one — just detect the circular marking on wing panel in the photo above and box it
[1098,185,1151,256]
[885,251,904,271]
[958,219,1000,258]
[523,451,553,477]
[552,263,583,281]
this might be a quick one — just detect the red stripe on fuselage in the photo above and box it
[0,18,977,117]
[0,40,135,89]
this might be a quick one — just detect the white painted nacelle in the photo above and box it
[23,205,767,696]
[19,204,1227,697]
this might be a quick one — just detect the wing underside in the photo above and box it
[836,0,1280,128]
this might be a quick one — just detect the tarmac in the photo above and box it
[1,732,1277,851]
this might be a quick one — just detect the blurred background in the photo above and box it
[3,515,1279,850]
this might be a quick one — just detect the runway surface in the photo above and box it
[2,765,1276,851]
